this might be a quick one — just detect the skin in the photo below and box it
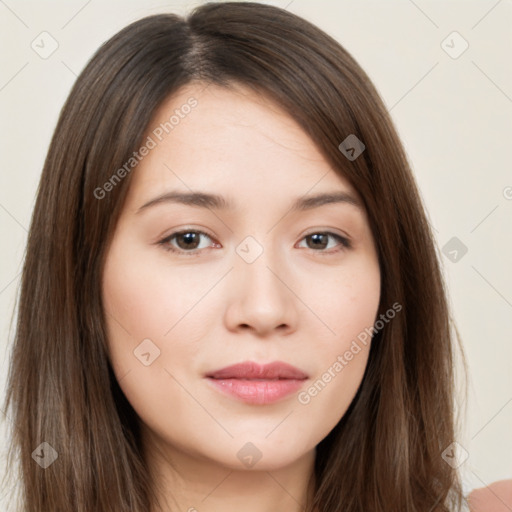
[102,82,381,512]
[469,479,512,512]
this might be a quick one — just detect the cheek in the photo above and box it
[101,238,194,376]
[101,240,213,444]
[294,254,380,435]
[305,250,381,347]
[101,235,227,408]
[102,235,220,343]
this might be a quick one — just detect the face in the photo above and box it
[102,82,381,472]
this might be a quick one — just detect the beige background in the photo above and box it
[1,0,511,506]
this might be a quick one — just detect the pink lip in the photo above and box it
[205,361,308,405]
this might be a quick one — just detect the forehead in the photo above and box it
[124,82,360,208]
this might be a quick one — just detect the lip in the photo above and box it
[205,361,308,405]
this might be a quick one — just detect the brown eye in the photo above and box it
[158,230,215,254]
[298,232,351,252]
[306,233,329,250]
[175,232,201,250]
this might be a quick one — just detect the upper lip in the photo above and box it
[206,361,308,380]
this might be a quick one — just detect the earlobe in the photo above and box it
[468,479,512,512]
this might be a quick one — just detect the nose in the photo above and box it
[223,246,299,337]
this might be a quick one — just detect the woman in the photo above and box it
[2,2,507,511]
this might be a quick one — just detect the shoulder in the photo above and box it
[468,479,512,512]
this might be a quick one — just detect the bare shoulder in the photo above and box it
[468,479,512,512]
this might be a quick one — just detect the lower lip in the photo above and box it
[206,378,305,405]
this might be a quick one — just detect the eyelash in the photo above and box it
[156,229,352,256]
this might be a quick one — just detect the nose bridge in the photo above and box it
[225,233,297,334]
[235,233,285,300]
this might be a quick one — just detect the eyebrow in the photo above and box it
[136,190,363,214]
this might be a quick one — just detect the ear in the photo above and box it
[468,479,512,512]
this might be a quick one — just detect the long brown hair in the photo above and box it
[2,2,465,510]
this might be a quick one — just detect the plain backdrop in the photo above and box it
[1,0,511,507]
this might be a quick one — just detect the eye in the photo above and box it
[157,229,351,256]
[157,229,218,255]
[297,232,351,253]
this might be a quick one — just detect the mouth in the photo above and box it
[205,361,308,405]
